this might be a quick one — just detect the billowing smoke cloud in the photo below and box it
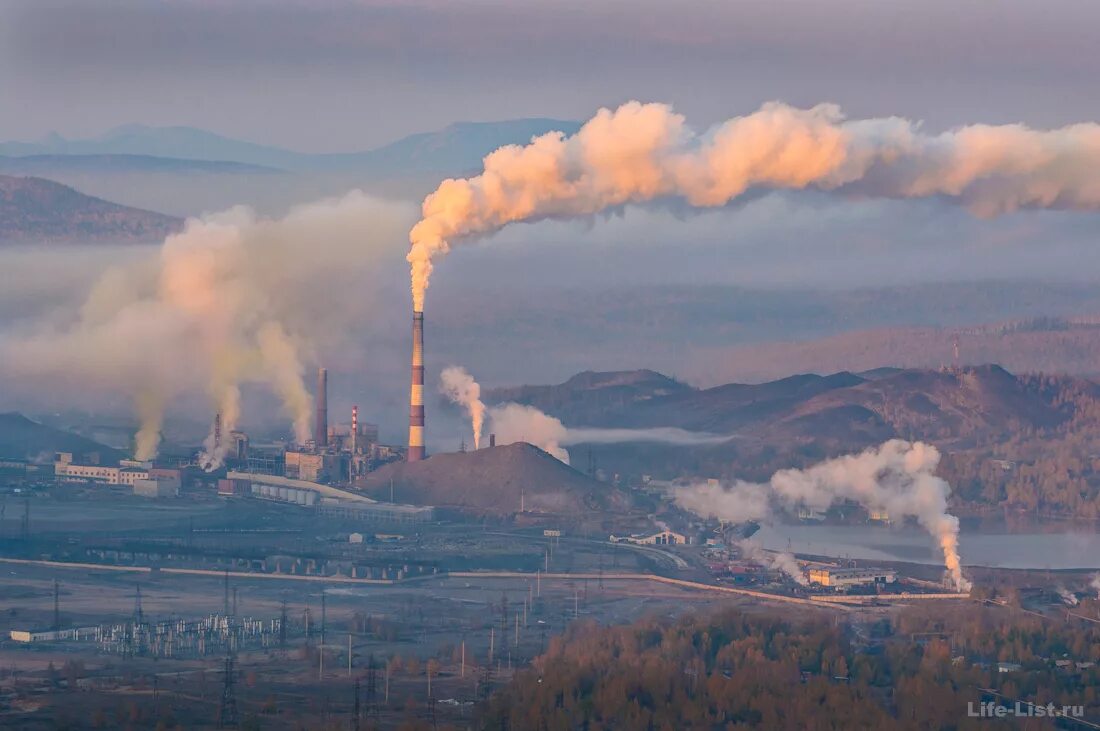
[408,100,1100,309]
[674,480,771,524]
[675,440,971,591]
[440,365,486,450]
[1091,574,1100,600]
[2,192,414,464]
[487,402,571,464]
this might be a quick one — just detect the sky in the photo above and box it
[4,0,1100,150]
[4,0,1100,445]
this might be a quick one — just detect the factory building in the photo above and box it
[133,478,179,498]
[808,567,896,588]
[54,453,150,486]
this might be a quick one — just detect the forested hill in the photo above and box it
[0,175,181,244]
[482,602,1100,730]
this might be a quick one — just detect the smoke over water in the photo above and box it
[2,192,412,463]
[440,366,486,449]
[408,100,1100,309]
[675,440,972,592]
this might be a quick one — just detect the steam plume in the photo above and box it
[408,100,1100,308]
[440,365,486,449]
[1091,574,1100,600]
[3,192,412,461]
[739,539,808,585]
[675,440,971,591]
[487,402,571,463]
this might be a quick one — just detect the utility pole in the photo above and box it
[348,633,352,677]
[352,677,361,731]
[279,596,288,650]
[20,499,29,542]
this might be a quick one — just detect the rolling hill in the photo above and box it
[0,412,123,464]
[356,442,627,515]
[486,365,1100,481]
[0,175,182,243]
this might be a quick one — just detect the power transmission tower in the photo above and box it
[218,654,239,728]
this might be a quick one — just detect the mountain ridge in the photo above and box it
[0,175,182,244]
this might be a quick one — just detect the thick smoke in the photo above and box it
[487,402,571,463]
[674,480,771,524]
[2,192,413,463]
[1091,574,1100,600]
[675,440,972,592]
[439,365,486,450]
[408,100,1100,308]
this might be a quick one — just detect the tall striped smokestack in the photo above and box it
[351,405,358,454]
[315,367,328,448]
[408,310,425,461]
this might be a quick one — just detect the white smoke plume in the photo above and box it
[674,480,772,524]
[408,100,1100,309]
[440,366,486,450]
[1091,574,1100,600]
[2,192,414,462]
[1056,586,1079,607]
[739,539,808,585]
[486,403,735,465]
[487,402,571,464]
[675,440,972,592]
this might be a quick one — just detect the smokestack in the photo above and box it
[315,367,328,448]
[213,412,222,451]
[408,311,425,461]
[489,433,496,448]
[351,405,358,454]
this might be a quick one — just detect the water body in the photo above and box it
[753,521,1100,570]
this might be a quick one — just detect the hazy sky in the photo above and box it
[4,0,1100,150]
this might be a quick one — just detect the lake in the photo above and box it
[752,521,1100,570]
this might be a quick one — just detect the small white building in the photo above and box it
[610,529,689,546]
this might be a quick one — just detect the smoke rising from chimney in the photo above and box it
[3,192,413,461]
[439,366,485,450]
[408,100,1100,309]
[675,440,971,591]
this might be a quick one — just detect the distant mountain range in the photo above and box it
[0,118,582,176]
[0,154,281,176]
[485,364,1098,480]
[0,175,182,244]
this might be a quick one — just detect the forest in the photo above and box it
[478,602,1100,730]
